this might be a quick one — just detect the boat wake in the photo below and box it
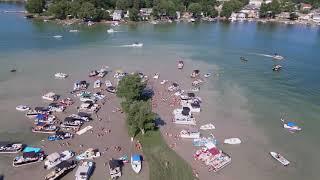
[119,43,143,48]
[247,52,274,58]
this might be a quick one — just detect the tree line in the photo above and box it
[25,0,320,21]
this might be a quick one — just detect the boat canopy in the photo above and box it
[78,112,91,117]
[287,122,297,127]
[47,152,60,161]
[23,146,41,153]
[36,114,47,120]
[132,154,141,161]
[208,147,220,156]
[182,107,190,116]
[109,159,121,169]
[23,152,38,158]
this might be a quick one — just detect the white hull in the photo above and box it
[270,152,290,166]
[16,105,30,111]
[224,138,241,145]
[180,130,200,139]
[131,157,141,174]
[283,124,301,131]
[200,123,215,130]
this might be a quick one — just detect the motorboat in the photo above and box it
[168,82,179,92]
[69,113,90,122]
[174,89,184,97]
[240,57,248,61]
[273,54,284,60]
[131,42,143,47]
[25,110,40,118]
[131,154,142,174]
[200,123,216,130]
[272,65,282,71]
[48,132,73,141]
[111,22,119,26]
[59,97,74,106]
[13,147,44,167]
[191,87,200,92]
[78,102,99,113]
[73,81,88,91]
[204,73,211,78]
[0,143,23,154]
[45,160,77,180]
[106,86,117,94]
[107,28,114,33]
[42,92,59,101]
[54,73,68,79]
[93,92,105,100]
[270,152,290,166]
[48,103,65,112]
[98,69,107,78]
[180,92,195,100]
[173,116,196,125]
[105,80,113,87]
[69,29,79,33]
[53,35,63,39]
[190,70,200,78]
[180,130,200,139]
[113,70,127,79]
[224,138,241,145]
[34,114,56,124]
[153,73,159,79]
[87,21,95,26]
[44,150,74,169]
[177,60,184,69]
[93,80,101,89]
[192,79,203,86]
[76,148,100,160]
[16,105,30,111]
[75,161,94,180]
[32,124,58,134]
[89,70,98,77]
[79,93,96,102]
[160,80,168,85]
[283,122,301,131]
[193,137,217,147]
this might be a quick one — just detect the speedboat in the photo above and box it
[54,73,68,79]
[48,103,65,112]
[45,161,77,180]
[283,122,301,131]
[131,154,142,174]
[53,35,63,39]
[272,65,282,71]
[76,148,100,160]
[200,123,215,130]
[106,86,117,94]
[160,80,168,85]
[190,70,200,78]
[177,60,184,69]
[16,105,30,111]
[59,97,74,106]
[190,87,200,92]
[75,161,94,180]
[69,29,79,33]
[32,124,58,134]
[180,130,200,139]
[193,137,217,147]
[89,70,98,77]
[93,80,101,89]
[273,54,284,60]
[98,69,107,77]
[0,143,23,154]
[192,79,203,86]
[153,73,160,79]
[240,57,248,61]
[224,138,241,145]
[131,42,143,47]
[48,132,73,141]
[107,28,114,33]
[111,22,119,26]
[270,152,290,166]
[204,73,211,78]
[42,92,59,101]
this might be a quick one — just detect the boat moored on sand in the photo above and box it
[16,105,30,111]
[180,130,200,139]
[44,150,74,170]
[45,160,77,180]
[224,138,241,145]
[32,123,58,134]
[0,143,23,154]
[75,161,94,180]
[76,148,100,160]
[200,123,216,130]
[42,92,59,101]
[131,154,142,174]
[13,147,44,167]
[177,60,184,69]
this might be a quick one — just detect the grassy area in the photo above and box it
[138,130,194,180]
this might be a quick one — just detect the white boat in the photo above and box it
[204,73,211,78]
[153,73,159,79]
[69,29,79,33]
[75,161,94,180]
[42,92,58,101]
[13,152,45,167]
[190,87,200,92]
[45,161,77,180]
[131,154,142,174]
[32,124,58,134]
[193,137,217,147]
[0,143,23,153]
[160,80,168,85]
[54,73,68,79]
[105,80,112,87]
[180,130,200,139]
[53,35,63,39]
[224,138,241,145]
[283,122,301,131]
[177,60,184,69]
[76,148,100,160]
[273,54,284,60]
[272,65,282,71]
[131,43,143,47]
[44,152,61,170]
[270,152,290,166]
[76,126,93,135]
[200,123,215,130]
[16,105,30,111]
[93,80,101,89]
[111,22,119,26]
[107,28,114,33]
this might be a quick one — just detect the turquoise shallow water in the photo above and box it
[1,3,320,180]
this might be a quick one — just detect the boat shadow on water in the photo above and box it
[0,175,3,180]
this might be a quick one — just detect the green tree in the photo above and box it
[78,2,96,19]
[116,0,130,10]
[25,0,45,14]
[129,8,140,21]
[48,0,70,19]
[68,1,81,18]
[127,100,156,135]
[221,0,243,18]
[188,3,202,17]
[116,74,146,101]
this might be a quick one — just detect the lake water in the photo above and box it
[0,2,320,180]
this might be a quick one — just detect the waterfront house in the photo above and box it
[241,4,260,18]
[298,13,312,21]
[140,8,153,20]
[300,3,312,12]
[112,10,123,21]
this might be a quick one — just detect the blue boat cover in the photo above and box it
[287,122,297,127]
[132,154,141,161]
[36,114,46,120]
[23,146,41,153]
